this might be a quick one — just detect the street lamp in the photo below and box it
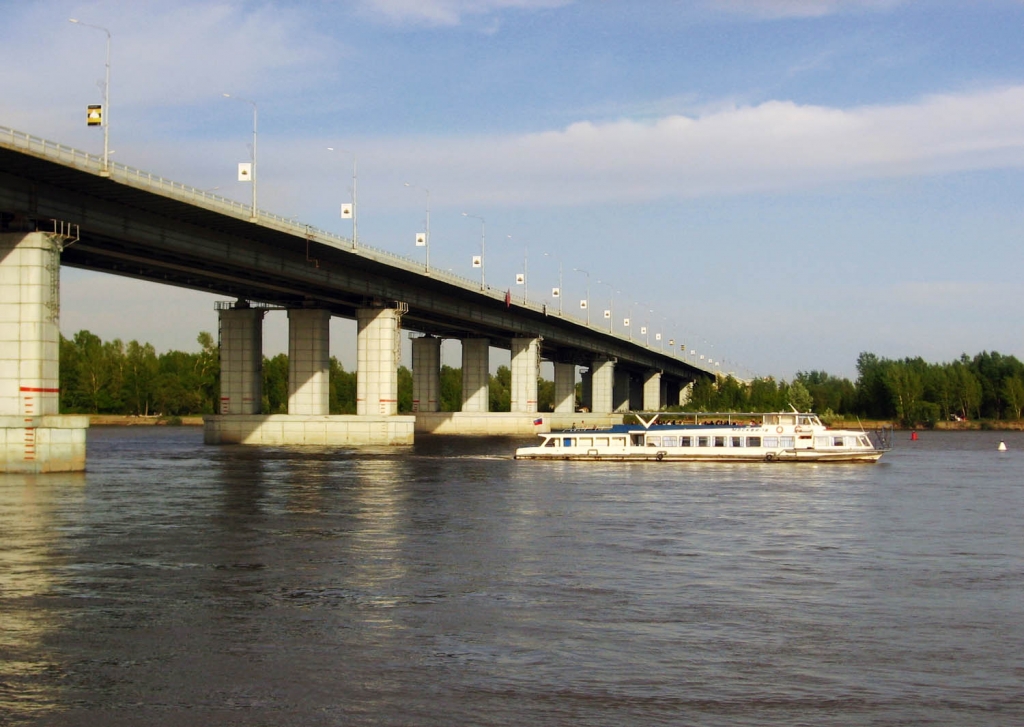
[508,235,528,304]
[69,18,111,176]
[574,267,590,326]
[223,93,258,220]
[597,280,614,333]
[329,147,358,246]
[462,212,485,289]
[543,252,563,315]
[404,182,430,271]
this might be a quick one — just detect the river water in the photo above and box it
[1,427,1022,726]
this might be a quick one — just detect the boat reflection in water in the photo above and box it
[515,411,890,463]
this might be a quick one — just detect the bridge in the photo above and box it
[0,126,713,472]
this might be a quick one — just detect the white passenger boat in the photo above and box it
[515,411,889,463]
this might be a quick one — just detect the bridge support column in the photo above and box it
[553,362,576,413]
[461,338,489,412]
[614,368,631,413]
[288,308,331,416]
[580,368,592,411]
[510,337,540,413]
[218,305,264,415]
[411,335,440,413]
[679,381,693,407]
[0,231,87,473]
[357,307,401,416]
[643,370,662,411]
[590,356,615,414]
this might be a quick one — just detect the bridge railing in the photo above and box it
[1,125,718,373]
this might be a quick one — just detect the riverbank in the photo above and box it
[828,417,1024,431]
[88,415,204,426]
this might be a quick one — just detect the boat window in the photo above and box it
[713,436,726,447]
[680,436,692,447]
[747,436,761,447]
[764,436,778,448]
[815,437,829,448]
[780,436,795,448]
[544,438,557,447]
[647,436,661,447]
[662,436,678,447]
[731,436,742,447]
[613,436,627,446]
[579,437,593,447]
[858,436,870,447]
[697,436,709,447]
[779,415,796,425]
[595,437,609,447]
[563,437,573,447]
[833,436,846,447]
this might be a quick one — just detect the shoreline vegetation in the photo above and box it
[85,414,1024,431]
[61,330,1024,431]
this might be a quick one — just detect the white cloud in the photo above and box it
[709,0,905,19]
[333,85,1024,207]
[357,0,572,26]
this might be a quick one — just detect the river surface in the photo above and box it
[1,427,1022,726]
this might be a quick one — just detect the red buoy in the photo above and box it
[910,431,918,441]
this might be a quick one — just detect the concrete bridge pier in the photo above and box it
[461,338,490,413]
[0,230,88,473]
[590,356,615,414]
[411,335,440,413]
[205,304,413,445]
[614,368,631,412]
[553,362,576,413]
[289,308,331,415]
[218,304,264,415]
[643,370,662,411]
[510,337,540,413]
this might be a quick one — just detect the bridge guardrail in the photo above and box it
[1,125,718,373]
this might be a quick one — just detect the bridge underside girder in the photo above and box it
[0,144,711,385]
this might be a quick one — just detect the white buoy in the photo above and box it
[998,441,1007,452]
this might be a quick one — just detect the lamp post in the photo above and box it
[462,212,485,289]
[404,182,430,271]
[69,18,111,176]
[508,235,528,304]
[574,267,590,326]
[329,147,357,246]
[597,280,615,333]
[223,93,258,220]
[543,252,563,315]
[626,301,634,340]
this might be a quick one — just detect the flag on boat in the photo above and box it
[533,417,543,425]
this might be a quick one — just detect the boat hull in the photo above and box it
[514,449,884,463]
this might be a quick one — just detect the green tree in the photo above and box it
[124,340,159,415]
[1003,375,1024,420]
[489,365,510,411]
[788,380,814,412]
[263,353,289,414]
[329,357,357,414]
[397,365,413,413]
[440,365,462,411]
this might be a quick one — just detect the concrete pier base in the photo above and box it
[414,411,622,435]
[204,414,415,446]
[1,415,89,473]
[1,231,88,473]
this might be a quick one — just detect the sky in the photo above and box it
[2,0,1024,380]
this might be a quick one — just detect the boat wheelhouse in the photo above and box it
[514,411,889,463]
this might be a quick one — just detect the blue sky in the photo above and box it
[3,0,1024,379]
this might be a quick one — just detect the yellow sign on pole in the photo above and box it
[87,105,102,126]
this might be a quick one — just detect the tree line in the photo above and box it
[58,330,549,416]
[685,351,1024,425]
[58,330,1024,425]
